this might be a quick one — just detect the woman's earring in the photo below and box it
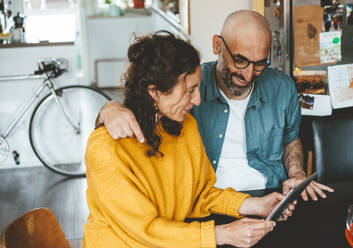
[154,102,159,124]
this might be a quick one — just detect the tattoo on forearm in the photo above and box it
[283,138,305,177]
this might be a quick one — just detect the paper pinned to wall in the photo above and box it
[299,94,332,116]
[319,31,342,64]
[328,64,353,109]
[294,5,324,67]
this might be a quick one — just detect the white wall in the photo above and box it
[85,11,190,87]
[190,0,252,63]
[86,14,153,86]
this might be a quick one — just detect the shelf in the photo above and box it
[87,8,152,19]
[0,41,74,49]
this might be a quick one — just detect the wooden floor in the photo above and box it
[0,166,88,241]
[0,88,124,246]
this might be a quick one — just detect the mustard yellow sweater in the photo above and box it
[83,114,249,248]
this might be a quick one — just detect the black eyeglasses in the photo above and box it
[217,35,269,72]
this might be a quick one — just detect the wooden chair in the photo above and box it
[1,208,71,248]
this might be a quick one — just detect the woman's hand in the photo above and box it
[98,100,145,142]
[239,192,296,221]
[215,218,275,247]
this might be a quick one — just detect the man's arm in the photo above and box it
[281,79,333,200]
[283,138,305,178]
[282,138,334,201]
[96,100,145,142]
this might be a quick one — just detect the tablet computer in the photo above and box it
[266,172,317,221]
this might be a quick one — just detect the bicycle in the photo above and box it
[0,58,112,177]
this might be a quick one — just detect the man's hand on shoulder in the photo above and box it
[99,100,145,142]
[282,172,334,201]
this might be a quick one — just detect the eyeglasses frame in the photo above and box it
[217,35,269,72]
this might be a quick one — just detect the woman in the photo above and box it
[83,31,292,248]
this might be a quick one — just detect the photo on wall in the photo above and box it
[322,1,344,32]
[293,71,327,95]
[299,94,315,110]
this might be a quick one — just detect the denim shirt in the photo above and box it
[191,61,301,188]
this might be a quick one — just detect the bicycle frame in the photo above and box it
[0,74,47,139]
[0,74,79,139]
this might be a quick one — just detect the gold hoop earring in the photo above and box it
[154,102,159,124]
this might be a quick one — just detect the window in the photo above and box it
[23,0,77,43]
[24,0,76,12]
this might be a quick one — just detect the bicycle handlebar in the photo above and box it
[34,58,68,78]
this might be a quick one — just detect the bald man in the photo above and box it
[97,10,333,200]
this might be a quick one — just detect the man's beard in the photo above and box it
[219,63,256,97]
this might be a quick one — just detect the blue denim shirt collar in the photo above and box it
[202,62,224,103]
[202,61,272,109]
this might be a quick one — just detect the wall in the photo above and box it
[84,11,191,87]
[86,14,153,86]
[189,0,252,63]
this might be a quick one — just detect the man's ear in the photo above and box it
[212,34,221,55]
[147,84,159,101]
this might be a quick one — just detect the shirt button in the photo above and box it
[219,134,223,138]
[224,109,228,113]
[213,160,217,164]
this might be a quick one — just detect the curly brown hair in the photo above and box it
[123,31,200,156]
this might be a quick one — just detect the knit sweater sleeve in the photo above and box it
[185,116,250,219]
[85,128,217,248]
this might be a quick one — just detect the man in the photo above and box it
[97,10,333,200]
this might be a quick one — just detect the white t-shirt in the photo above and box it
[214,88,267,191]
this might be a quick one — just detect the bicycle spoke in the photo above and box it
[29,86,111,176]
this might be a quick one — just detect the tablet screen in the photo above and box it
[266,172,317,221]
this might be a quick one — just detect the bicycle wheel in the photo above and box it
[29,85,111,176]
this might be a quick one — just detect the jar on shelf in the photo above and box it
[133,0,144,8]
